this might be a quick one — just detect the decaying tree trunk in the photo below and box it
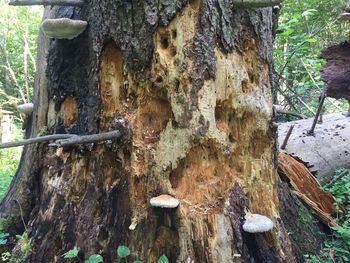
[1,1,307,262]
[278,112,350,182]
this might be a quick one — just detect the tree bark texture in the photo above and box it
[1,1,304,262]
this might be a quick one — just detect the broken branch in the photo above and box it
[308,87,327,136]
[9,0,85,6]
[280,125,294,150]
[0,134,74,149]
[0,131,121,149]
[49,130,121,147]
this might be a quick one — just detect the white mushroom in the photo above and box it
[41,18,88,40]
[242,212,273,233]
[150,194,180,208]
[16,103,34,115]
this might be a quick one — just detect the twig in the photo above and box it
[49,130,121,147]
[0,131,122,149]
[9,0,85,6]
[325,170,349,188]
[281,125,294,150]
[0,134,74,149]
[276,109,305,119]
[308,86,327,136]
[13,199,28,232]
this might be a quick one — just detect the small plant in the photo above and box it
[116,245,169,263]
[63,247,79,259]
[62,247,103,263]
[306,169,350,262]
[1,251,11,262]
[0,232,9,245]
[85,254,104,263]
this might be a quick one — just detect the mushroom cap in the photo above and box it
[242,212,274,233]
[150,194,180,208]
[16,103,34,115]
[339,12,350,21]
[41,18,88,40]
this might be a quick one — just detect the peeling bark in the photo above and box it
[1,1,306,262]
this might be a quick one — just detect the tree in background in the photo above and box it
[275,0,349,119]
[0,0,42,116]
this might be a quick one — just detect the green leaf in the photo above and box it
[84,254,103,263]
[117,246,131,258]
[63,247,79,259]
[158,255,169,263]
[133,261,143,263]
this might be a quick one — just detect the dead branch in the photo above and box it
[308,87,327,135]
[9,0,85,6]
[49,130,121,147]
[280,125,294,150]
[0,134,74,149]
[0,131,121,149]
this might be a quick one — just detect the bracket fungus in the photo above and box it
[232,0,283,8]
[41,18,88,39]
[16,103,34,115]
[242,211,274,233]
[150,194,180,208]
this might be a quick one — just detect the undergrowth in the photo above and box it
[306,169,350,262]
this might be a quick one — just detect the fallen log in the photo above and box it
[278,112,350,183]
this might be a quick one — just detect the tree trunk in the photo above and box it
[1,1,305,262]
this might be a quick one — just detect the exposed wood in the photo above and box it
[9,0,85,6]
[278,153,339,227]
[278,113,350,182]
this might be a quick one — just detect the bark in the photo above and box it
[278,112,350,183]
[1,1,305,262]
[321,41,350,102]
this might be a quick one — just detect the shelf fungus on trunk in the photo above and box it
[232,0,283,8]
[16,103,34,115]
[41,18,87,39]
[242,212,274,233]
[150,195,180,208]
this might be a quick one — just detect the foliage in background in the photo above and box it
[0,0,42,114]
[306,169,350,262]
[275,0,349,120]
[0,124,23,201]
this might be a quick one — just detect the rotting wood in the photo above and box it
[278,152,340,226]
[278,112,350,182]
[1,1,305,262]
[0,130,121,149]
[9,0,85,6]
